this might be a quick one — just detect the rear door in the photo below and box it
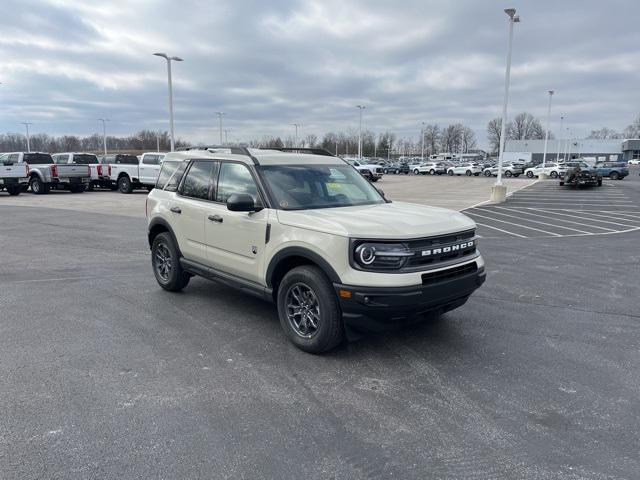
[140,154,162,185]
[204,161,268,285]
[170,160,217,264]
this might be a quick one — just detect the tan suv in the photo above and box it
[146,147,486,353]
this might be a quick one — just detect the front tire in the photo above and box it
[429,169,435,175]
[151,232,190,292]
[505,170,513,178]
[610,172,619,180]
[465,170,472,176]
[277,265,343,354]
[550,171,558,178]
[413,169,420,175]
[526,171,534,178]
[448,170,454,176]
[118,175,133,194]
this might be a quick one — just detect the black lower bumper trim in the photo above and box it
[334,266,486,332]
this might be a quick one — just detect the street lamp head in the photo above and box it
[504,8,516,18]
[153,52,169,59]
[548,90,555,96]
[513,15,520,23]
[170,56,183,62]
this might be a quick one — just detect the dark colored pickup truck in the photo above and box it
[559,161,602,187]
[592,162,628,180]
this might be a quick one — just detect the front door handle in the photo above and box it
[170,206,182,214]
[208,214,223,223]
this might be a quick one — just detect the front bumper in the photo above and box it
[334,262,486,332]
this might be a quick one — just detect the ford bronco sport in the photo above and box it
[146,147,485,353]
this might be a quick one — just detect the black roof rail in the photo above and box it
[271,147,336,157]
[175,145,259,165]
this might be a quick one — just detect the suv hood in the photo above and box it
[276,202,476,239]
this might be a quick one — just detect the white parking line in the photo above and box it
[466,211,562,236]
[507,202,635,207]
[559,210,640,225]
[494,207,616,232]
[532,208,640,227]
[477,208,592,234]
[474,222,526,238]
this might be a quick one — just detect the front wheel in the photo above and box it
[152,232,190,292]
[395,169,399,174]
[413,169,420,175]
[526,171,534,178]
[465,170,472,176]
[505,170,513,178]
[277,265,343,353]
[429,169,435,175]
[448,170,454,176]
[597,178,603,186]
[484,170,492,177]
[550,171,558,178]
[118,175,133,194]
[610,172,619,180]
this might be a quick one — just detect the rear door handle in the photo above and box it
[170,206,182,214]
[208,214,223,223]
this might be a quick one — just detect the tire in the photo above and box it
[505,170,512,177]
[465,170,472,176]
[429,169,435,175]
[395,169,399,174]
[118,175,133,194]
[87,182,94,191]
[151,232,190,292]
[597,179,603,186]
[413,169,420,175]
[6,185,20,196]
[526,171,534,178]
[484,170,492,177]
[550,171,558,178]
[610,172,619,180]
[30,176,47,195]
[559,181,564,186]
[448,170,454,176]
[276,265,343,353]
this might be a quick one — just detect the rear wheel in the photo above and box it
[550,171,558,178]
[526,171,534,178]
[30,177,46,195]
[395,169,399,174]
[448,170,454,176]
[484,170,492,177]
[6,185,20,196]
[413,169,420,175]
[505,170,513,177]
[118,175,133,194]
[465,170,472,176]
[277,265,343,354]
[429,169,435,175]
[151,232,190,292]
[610,171,619,180]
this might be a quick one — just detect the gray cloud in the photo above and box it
[1,0,640,148]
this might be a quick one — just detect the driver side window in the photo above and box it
[216,162,258,204]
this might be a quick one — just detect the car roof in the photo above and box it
[56,152,97,155]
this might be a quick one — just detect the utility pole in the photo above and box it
[153,53,183,152]
[542,90,554,168]
[421,122,425,162]
[215,112,226,145]
[20,122,32,152]
[290,123,301,147]
[356,105,366,159]
[559,115,564,162]
[223,129,230,146]
[98,119,109,155]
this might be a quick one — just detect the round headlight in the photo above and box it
[355,244,376,265]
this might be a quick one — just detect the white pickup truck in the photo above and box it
[52,152,112,190]
[0,152,91,194]
[102,152,165,193]
[0,155,29,195]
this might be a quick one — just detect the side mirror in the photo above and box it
[227,193,260,212]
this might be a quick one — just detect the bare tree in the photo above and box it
[423,124,440,156]
[587,127,623,139]
[623,115,640,138]
[508,112,546,140]
[486,118,502,154]
[460,126,477,153]
[302,133,318,148]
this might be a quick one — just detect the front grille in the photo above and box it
[422,262,477,285]
[405,230,476,269]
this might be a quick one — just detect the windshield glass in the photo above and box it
[258,164,385,210]
[23,153,53,164]
[72,154,98,164]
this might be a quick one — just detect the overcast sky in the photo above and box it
[2,0,640,148]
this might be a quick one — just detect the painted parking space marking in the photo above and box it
[493,207,617,232]
[474,222,526,238]
[532,208,640,228]
[472,208,592,234]
[466,211,562,236]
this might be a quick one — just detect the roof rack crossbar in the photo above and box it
[271,147,336,157]
[175,145,259,165]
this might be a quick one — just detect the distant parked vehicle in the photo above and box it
[524,163,567,178]
[483,163,523,178]
[447,163,483,176]
[592,162,628,180]
[0,154,29,195]
[559,162,602,187]
[345,158,383,182]
[1,152,90,194]
[52,152,112,190]
[627,159,640,165]
[102,152,165,193]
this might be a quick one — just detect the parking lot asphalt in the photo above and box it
[1,169,639,479]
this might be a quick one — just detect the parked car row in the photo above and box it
[0,151,166,195]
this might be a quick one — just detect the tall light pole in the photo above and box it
[541,90,554,168]
[421,122,426,161]
[98,118,109,155]
[559,115,564,162]
[356,105,366,159]
[153,52,183,152]
[223,129,230,146]
[20,122,32,152]
[492,8,520,202]
[290,123,301,147]
[216,112,226,145]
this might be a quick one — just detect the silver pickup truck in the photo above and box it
[52,152,111,190]
[2,152,91,194]
[0,156,29,195]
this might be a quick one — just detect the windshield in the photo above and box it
[72,154,98,164]
[258,164,385,210]
[23,153,53,164]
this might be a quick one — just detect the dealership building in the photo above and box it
[504,139,640,163]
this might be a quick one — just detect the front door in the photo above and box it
[205,161,268,285]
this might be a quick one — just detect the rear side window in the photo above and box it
[114,155,138,165]
[72,154,98,164]
[164,162,188,192]
[180,161,216,200]
[23,153,53,164]
[142,154,160,165]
